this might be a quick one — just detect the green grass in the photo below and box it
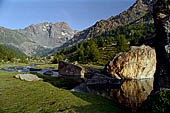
[79,64,104,70]
[0,71,123,113]
[35,64,58,70]
[97,45,119,65]
[0,63,29,68]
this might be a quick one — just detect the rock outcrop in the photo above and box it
[58,61,85,79]
[152,0,170,91]
[104,45,156,79]
[87,73,121,86]
[14,74,42,81]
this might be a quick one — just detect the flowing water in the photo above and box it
[0,65,59,77]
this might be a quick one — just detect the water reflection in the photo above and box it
[0,66,59,77]
[109,79,153,111]
[73,79,153,112]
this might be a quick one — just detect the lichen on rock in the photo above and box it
[104,45,156,80]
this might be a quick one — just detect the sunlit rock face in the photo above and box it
[152,0,170,91]
[110,79,153,112]
[104,45,156,80]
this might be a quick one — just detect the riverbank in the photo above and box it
[0,71,123,113]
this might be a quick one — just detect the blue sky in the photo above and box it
[0,0,135,30]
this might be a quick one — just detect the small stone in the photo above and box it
[14,74,42,81]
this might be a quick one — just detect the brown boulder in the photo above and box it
[104,45,156,79]
[58,61,85,79]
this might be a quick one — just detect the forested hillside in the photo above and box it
[0,44,26,62]
[52,23,155,65]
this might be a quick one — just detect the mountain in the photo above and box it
[0,22,76,56]
[63,0,155,47]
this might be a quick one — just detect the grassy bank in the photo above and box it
[35,64,58,70]
[0,71,123,113]
[0,63,29,68]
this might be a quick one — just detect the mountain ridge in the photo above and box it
[62,0,155,47]
[0,22,76,56]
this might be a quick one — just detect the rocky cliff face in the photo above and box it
[18,22,75,48]
[64,0,155,47]
[0,22,76,56]
[104,45,156,79]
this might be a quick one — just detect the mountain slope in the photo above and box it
[63,0,155,46]
[18,22,76,48]
[0,22,76,56]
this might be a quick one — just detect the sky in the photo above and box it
[0,0,135,30]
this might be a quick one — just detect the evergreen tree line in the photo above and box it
[0,45,26,62]
[52,23,155,64]
[98,23,155,46]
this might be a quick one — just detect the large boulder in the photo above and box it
[104,45,156,79]
[58,61,85,79]
[14,74,42,81]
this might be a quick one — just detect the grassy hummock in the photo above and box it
[0,71,123,113]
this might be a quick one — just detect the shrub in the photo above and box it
[138,90,170,113]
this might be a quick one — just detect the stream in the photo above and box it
[0,64,59,77]
[0,65,153,112]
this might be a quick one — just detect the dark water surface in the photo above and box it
[0,65,59,77]
[72,79,153,112]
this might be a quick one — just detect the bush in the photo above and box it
[138,90,170,113]
[52,54,64,64]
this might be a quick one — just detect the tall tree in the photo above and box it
[153,0,170,91]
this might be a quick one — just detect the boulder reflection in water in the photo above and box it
[87,79,153,112]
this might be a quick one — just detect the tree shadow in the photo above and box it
[70,91,128,113]
[31,72,82,90]
[30,72,131,112]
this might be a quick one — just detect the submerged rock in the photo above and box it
[43,71,53,76]
[104,45,156,79]
[14,74,42,81]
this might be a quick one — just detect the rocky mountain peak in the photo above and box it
[0,21,76,56]
[19,22,75,49]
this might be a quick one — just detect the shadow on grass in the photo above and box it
[31,72,81,90]
[70,91,129,113]
[30,72,130,113]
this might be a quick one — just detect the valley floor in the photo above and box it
[0,70,123,113]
